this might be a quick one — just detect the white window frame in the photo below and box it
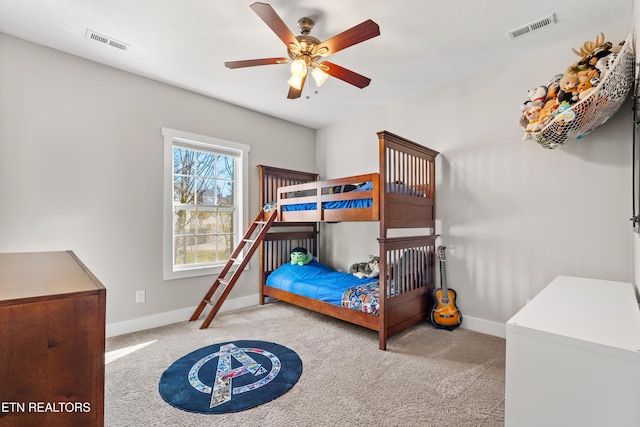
[162,128,250,280]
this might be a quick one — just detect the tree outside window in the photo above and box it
[173,147,236,266]
[162,128,250,280]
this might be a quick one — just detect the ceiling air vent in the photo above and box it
[85,29,129,51]
[507,14,556,40]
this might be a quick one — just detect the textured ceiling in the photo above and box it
[0,0,633,128]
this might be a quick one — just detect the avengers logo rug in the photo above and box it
[158,340,303,414]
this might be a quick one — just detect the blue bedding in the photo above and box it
[283,198,373,211]
[266,261,379,307]
[281,181,423,212]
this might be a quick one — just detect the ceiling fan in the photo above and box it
[225,2,380,99]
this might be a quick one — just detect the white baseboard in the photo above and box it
[106,294,259,338]
[107,294,507,340]
[460,314,506,339]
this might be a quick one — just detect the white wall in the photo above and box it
[0,33,316,334]
[317,22,634,331]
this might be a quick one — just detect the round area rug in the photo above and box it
[158,340,303,414]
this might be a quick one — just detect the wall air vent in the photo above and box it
[507,14,556,40]
[85,29,129,51]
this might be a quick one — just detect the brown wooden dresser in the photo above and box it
[0,251,106,426]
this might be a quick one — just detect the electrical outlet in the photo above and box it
[136,290,146,303]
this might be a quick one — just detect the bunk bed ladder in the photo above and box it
[189,209,277,329]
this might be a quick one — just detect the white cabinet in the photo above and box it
[505,275,640,427]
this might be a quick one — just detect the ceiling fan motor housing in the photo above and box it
[289,35,322,62]
[288,17,324,64]
[297,17,314,35]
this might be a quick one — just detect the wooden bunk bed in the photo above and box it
[258,131,439,350]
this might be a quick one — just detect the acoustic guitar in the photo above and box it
[431,245,462,330]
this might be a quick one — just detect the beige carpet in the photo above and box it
[105,302,505,426]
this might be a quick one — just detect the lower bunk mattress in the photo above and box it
[266,261,380,315]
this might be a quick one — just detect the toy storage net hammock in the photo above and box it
[535,33,634,149]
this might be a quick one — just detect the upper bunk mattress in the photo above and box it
[281,181,424,211]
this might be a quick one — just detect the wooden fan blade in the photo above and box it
[321,61,371,88]
[250,2,299,47]
[287,75,306,99]
[225,58,288,69]
[317,19,380,55]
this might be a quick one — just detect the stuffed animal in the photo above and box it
[588,42,612,67]
[349,256,380,278]
[578,86,596,101]
[554,101,576,122]
[547,82,560,101]
[548,73,563,87]
[537,99,560,127]
[556,88,573,104]
[290,247,312,266]
[578,68,600,82]
[610,40,625,54]
[559,73,580,103]
[527,86,548,108]
[521,85,546,112]
[571,32,605,67]
[523,104,541,123]
[577,78,595,100]
[525,118,545,134]
[595,52,618,77]
[520,85,548,130]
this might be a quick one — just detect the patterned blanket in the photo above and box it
[341,281,380,316]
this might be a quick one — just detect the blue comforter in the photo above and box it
[266,261,378,306]
[282,181,423,211]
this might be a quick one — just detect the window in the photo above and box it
[162,128,250,280]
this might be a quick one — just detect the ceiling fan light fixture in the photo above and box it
[311,66,329,87]
[290,59,307,77]
[287,75,305,90]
